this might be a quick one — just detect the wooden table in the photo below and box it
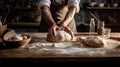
[0,32,120,63]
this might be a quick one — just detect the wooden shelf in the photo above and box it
[6,7,41,27]
[86,7,120,27]
[7,22,40,27]
[87,7,120,10]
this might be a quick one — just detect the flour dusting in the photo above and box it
[27,38,120,56]
[33,47,107,56]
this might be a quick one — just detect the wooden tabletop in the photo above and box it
[0,32,120,62]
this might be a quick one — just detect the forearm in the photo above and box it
[41,5,56,26]
[61,6,77,27]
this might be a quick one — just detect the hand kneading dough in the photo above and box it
[47,29,72,42]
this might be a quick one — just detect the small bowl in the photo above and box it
[98,3,105,7]
[89,2,97,7]
[112,3,118,7]
[3,30,31,48]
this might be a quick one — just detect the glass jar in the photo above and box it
[97,20,105,35]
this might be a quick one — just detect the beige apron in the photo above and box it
[39,0,77,32]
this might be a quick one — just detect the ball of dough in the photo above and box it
[47,30,72,42]
[13,34,23,41]
[56,30,72,41]
[47,26,73,42]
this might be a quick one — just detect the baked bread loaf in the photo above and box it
[77,36,106,48]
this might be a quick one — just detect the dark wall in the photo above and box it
[76,0,120,32]
[0,0,120,32]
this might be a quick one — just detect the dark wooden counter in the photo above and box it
[0,32,120,63]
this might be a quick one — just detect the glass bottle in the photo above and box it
[0,20,2,26]
[97,20,105,35]
[89,18,95,35]
[0,16,2,26]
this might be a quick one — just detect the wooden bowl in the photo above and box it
[3,30,31,48]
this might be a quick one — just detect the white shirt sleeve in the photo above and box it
[39,0,51,8]
[68,0,80,13]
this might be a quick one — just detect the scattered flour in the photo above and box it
[27,38,120,56]
[34,47,107,56]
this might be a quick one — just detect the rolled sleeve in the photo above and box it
[68,0,80,13]
[39,0,51,8]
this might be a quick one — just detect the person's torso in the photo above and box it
[50,0,69,24]
[51,0,68,6]
[40,0,76,32]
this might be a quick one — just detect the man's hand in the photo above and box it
[47,24,60,41]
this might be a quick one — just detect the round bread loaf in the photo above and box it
[77,36,106,48]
